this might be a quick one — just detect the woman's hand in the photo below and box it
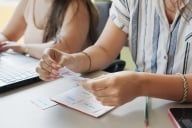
[0,41,9,52]
[0,33,8,48]
[36,48,74,81]
[80,71,142,106]
[0,41,25,53]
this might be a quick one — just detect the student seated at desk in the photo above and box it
[36,0,192,106]
[0,0,98,59]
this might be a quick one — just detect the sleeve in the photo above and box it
[109,0,131,34]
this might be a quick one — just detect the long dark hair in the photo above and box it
[43,0,98,46]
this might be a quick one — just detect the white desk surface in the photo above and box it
[0,71,191,128]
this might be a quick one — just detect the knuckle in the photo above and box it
[35,67,39,73]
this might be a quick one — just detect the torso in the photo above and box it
[33,0,52,29]
[164,0,183,24]
[110,0,192,74]
[23,0,52,43]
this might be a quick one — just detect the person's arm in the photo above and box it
[53,0,90,53]
[0,33,8,51]
[80,71,192,106]
[139,73,192,102]
[0,0,27,53]
[1,0,27,41]
[13,41,55,58]
[36,18,127,80]
[26,0,91,58]
[70,18,128,73]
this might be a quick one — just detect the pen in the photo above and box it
[144,96,150,127]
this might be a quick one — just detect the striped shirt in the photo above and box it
[110,0,192,74]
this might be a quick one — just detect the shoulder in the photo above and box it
[67,0,90,10]
[111,0,147,11]
[65,0,91,16]
[111,0,134,8]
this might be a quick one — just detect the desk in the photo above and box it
[0,71,190,128]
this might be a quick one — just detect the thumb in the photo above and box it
[80,78,93,92]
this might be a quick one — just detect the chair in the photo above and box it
[95,1,126,72]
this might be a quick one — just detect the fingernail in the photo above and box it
[56,65,61,70]
[48,77,56,80]
[52,69,59,75]
[50,73,60,78]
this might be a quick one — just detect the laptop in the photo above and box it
[0,50,41,93]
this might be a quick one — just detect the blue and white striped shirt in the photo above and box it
[110,0,192,74]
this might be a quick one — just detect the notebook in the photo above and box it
[0,50,41,93]
[51,67,115,118]
[51,85,115,118]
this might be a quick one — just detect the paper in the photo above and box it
[31,97,57,110]
[51,86,114,118]
[59,67,85,82]
[51,67,114,117]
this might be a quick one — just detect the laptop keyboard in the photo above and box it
[0,64,38,86]
[0,51,40,89]
[181,119,192,128]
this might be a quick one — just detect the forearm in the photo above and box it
[23,41,55,59]
[138,72,192,102]
[69,45,113,73]
[83,45,118,71]
[79,19,127,72]
[1,0,27,41]
[52,38,80,53]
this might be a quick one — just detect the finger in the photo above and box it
[93,89,110,97]
[91,76,109,91]
[0,41,7,44]
[51,48,71,68]
[55,51,69,68]
[38,73,59,81]
[36,66,57,81]
[96,96,115,106]
[0,47,8,52]
[80,79,93,92]
[42,54,55,66]
[93,86,118,98]
[80,78,108,94]
[0,42,9,51]
[44,51,62,69]
[39,59,52,73]
[36,66,50,77]
[38,75,54,81]
[96,96,119,106]
[48,48,63,66]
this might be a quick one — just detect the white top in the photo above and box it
[24,0,44,44]
[110,0,192,74]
